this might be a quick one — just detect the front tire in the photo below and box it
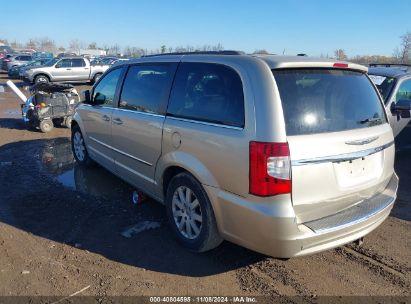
[34,74,49,84]
[165,172,222,252]
[71,124,93,166]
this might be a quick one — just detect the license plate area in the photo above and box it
[333,151,384,188]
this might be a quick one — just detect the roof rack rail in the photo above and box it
[369,63,411,68]
[143,50,244,57]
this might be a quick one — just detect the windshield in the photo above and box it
[273,69,387,136]
[44,58,59,66]
[368,74,396,104]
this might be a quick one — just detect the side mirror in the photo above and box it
[391,99,411,112]
[80,90,91,104]
[94,92,106,104]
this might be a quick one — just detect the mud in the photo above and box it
[0,73,410,299]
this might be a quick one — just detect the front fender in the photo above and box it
[32,70,52,81]
[72,111,87,142]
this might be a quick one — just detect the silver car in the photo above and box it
[4,54,33,71]
[71,52,405,257]
[368,64,411,150]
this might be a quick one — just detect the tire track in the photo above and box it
[345,243,411,274]
[236,259,316,303]
[335,247,410,292]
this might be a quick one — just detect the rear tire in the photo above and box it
[39,119,53,133]
[71,124,93,167]
[165,172,223,252]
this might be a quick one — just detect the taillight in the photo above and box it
[249,141,291,197]
[333,63,348,68]
[4,59,10,62]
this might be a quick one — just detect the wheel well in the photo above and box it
[34,74,50,81]
[71,120,79,129]
[162,166,187,196]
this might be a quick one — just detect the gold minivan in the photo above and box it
[71,52,406,257]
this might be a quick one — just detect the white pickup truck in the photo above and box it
[22,57,110,84]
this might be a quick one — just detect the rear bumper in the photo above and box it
[205,173,398,258]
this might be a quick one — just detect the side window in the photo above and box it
[72,58,86,67]
[22,56,32,61]
[167,63,245,128]
[119,64,175,114]
[14,56,21,60]
[395,79,411,102]
[56,59,71,68]
[92,68,123,106]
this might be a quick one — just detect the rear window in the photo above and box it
[273,69,387,136]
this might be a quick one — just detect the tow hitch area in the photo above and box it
[354,237,364,246]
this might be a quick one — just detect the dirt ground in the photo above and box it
[0,72,410,302]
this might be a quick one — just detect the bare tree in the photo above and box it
[253,49,269,55]
[108,44,121,56]
[25,38,39,50]
[212,43,223,51]
[69,39,84,54]
[88,42,98,49]
[334,49,347,60]
[38,37,56,53]
[394,31,411,63]
[10,40,23,49]
[0,38,9,45]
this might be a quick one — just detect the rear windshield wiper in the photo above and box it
[357,117,383,126]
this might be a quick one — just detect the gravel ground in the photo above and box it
[0,72,410,301]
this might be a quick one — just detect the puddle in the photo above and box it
[1,109,21,117]
[56,169,76,190]
[40,139,133,199]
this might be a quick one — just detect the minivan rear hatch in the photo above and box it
[273,68,395,223]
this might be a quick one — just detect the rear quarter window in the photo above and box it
[273,69,387,136]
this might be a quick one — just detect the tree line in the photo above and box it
[0,37,224,57]
[0,32,410,64]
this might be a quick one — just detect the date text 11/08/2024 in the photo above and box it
[149,296,257,303]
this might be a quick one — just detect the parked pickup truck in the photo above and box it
[22,57,110,84]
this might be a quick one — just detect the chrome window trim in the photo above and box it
[89,136,153,167]
[291,141,394,166]
[166,116,244,131]
[115,107,165,118]
[81,104,115,110]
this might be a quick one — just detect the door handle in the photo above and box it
[66,68,71,70]
[102,115,110,122]
[113,117,123,125]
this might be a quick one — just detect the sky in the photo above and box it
[1,0,410,57]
